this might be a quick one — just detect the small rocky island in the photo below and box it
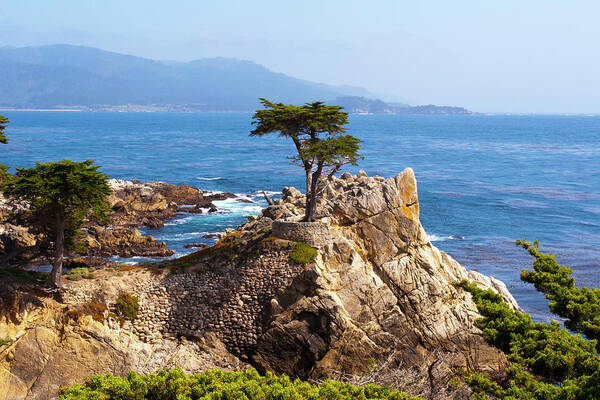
[0,169,519,399]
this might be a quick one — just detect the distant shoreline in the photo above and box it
[0,108,82,112]
[0,108,598,116]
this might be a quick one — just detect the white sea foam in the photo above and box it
[428,233,451,242]
[197,177,223,181]
[164,215,196,226]
[214,197,264,216]
[234,193,255,202]
[173,231,207,237]
[242,205,264,213]
[427,233,465,242]
[203,190,224,196]
[257,190,280,197]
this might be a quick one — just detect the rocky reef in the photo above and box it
[0,169,519,399]
[0,179,235,264]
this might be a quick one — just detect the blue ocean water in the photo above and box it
[2,111,599,321]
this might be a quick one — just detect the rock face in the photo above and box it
[0,224,39,264]
[0,290,246,400]
[0,169,520,399]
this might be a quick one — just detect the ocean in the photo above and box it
[2,111,599,321]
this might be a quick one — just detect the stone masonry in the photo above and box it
[66,247,306,359]
[271,220,334,248]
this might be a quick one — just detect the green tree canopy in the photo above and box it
[0,115,8,144]
[0,115,10,185]
[251,98,362,221]
[4,159,111,287]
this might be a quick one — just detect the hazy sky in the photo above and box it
[1,1,599,113]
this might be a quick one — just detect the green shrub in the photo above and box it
[115,292,140,320]
[0,339,12,347]
[60,368,422,400]
[289,242,318,265]
[64,267,94,281]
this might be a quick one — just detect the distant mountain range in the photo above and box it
[0,45,472,114]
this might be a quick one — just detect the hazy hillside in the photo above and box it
[0,45,373,110]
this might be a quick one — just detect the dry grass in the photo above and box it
[118,264,137,272]
[316,350,471,400]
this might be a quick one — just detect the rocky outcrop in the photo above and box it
[107,179,234,229]
[0,289,246,400]
[0,180,236,262]
[0,170,519,399]
[0,224,39,264]
[251,169,519,395]
[83,227,174,258]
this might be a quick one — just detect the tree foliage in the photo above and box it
[517,239,600,344]
[0,115,11,186]
[60,368,423,400]
[454,241,600,400]
[0,114,8,144]
[251,98,362,221]
[4,159,110,286]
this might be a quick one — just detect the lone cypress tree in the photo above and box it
[251,99,362,221]
[4,160,111,287]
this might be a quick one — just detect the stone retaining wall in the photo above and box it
[65,249,305,358]
[272,220,333,247]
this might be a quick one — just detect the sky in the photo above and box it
[1,0,599,113]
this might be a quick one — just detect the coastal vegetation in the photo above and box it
[64,267,95,281]
[4,159,111,287]
[0,115,11,185]
[116,292,140,321]
[455,241,600,399]
[0,115,8,144]
[59,368,423,400]
[517,239,600,344]
[289,242,318,265]
[251,98,362,221]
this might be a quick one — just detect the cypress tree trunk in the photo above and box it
[49,214,65,288]
[306,163,323,222]
[304,169,312,221]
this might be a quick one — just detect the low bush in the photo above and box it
[115,292,140,320]
[82,300,108,323]
[60,368,422,400]
[64,267,94,281]
[0,339,12,347]
[289,242,318,265]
